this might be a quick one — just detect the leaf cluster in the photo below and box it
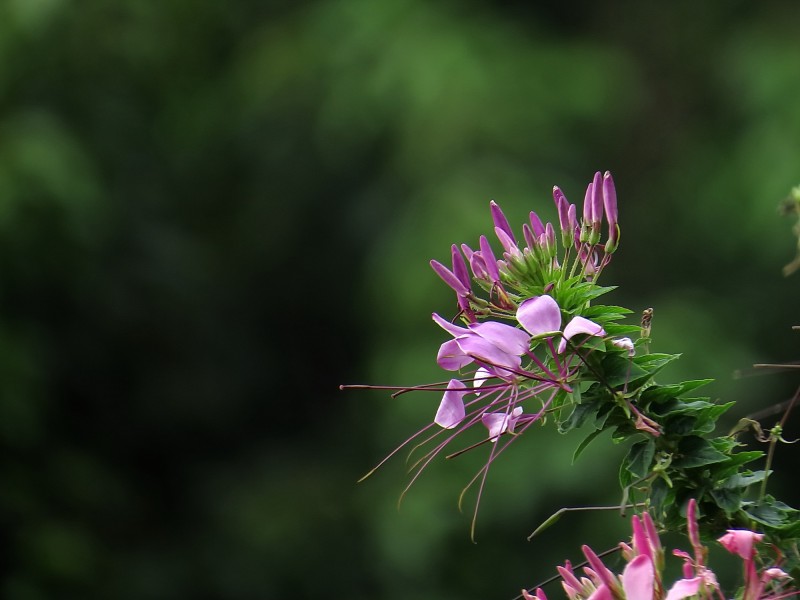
[553,304,800,570]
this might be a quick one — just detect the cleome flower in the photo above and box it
[342,170,661,537]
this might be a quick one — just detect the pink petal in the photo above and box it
[434,379,468,428]
[456,334,521,373]
[470,321,530,356]
[718,529,763,560]
[558,316,605,353]
[762,567,791,582]
[622,555,654,600]
[586,584,612,600]
[516,295,562,336]
[436,339,473,370]
[481,407,522,440]
[473,367,492,394]
[664,577,702,600]
[432,312,468,337]
[631,515,652,561]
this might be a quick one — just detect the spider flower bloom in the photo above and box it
[432,312,530,378]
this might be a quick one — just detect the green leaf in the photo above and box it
[600,354,649,388]
[722,470,768,489]
[672,436,728,468]
[742,498,798,527]
[572,429,603,463]
[558,396,600,433]
[710,487,742,513]
[640,379,714,404]
[582,305,634,318]
[604,324,644,336]
[632,353,681,377]
[624,438,656,479]
[663,414,698,436]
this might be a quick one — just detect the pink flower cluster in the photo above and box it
[523,500,793,600]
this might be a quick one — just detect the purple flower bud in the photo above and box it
[582,182,594,225]
[602,171,618,227]
[490,200,515,244]
[522,223,537,251]
[567,204,579,246]
[430,259,470,296]
[591,171,603,229]
[479,235,501,282]
[529,211,545,238]
[450,244,471,291]
[544,222,556,255]
[495,227,521,259]
[553,186,571,241]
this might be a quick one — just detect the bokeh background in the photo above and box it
[1,1,800,599]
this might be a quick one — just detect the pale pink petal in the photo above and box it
[436,339,472,370]
[762,567,791,582]
[558,316,605,353]
[470,320,530,356]
[432,312,468,337]
[516,295,562,336]
[622,555,654,600]
[718,530,763,560]
[434,379,468,428]
[455,335,521,374]
[473,367,492,394]
[664,577,702,600]
[481,407,523,440]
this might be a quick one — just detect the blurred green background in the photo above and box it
[1,1,799,598]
